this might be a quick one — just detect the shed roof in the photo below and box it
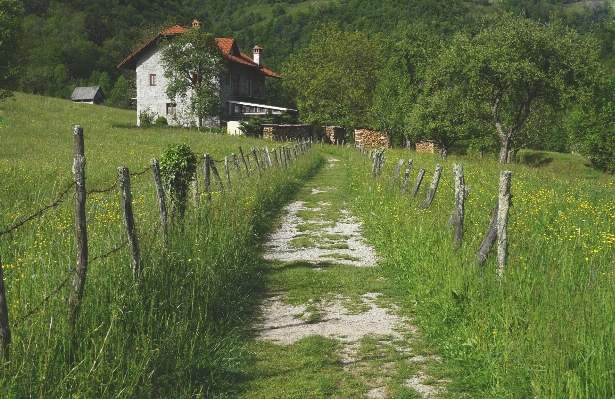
[71,86,103,101]
[117,25,281,79]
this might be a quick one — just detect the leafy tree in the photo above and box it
[431,14,600,163]
[106,75,135,109]
[281,23,382,128]
[0,0,23,101]
[160,26,224,127]
[371,24,438,147]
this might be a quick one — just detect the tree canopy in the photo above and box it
[160,26,224,127]
[281,23,382,128]
[0,0,23,100]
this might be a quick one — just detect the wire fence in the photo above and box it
[0,125,314,361]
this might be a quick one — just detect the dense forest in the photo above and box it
[2,0,615,167]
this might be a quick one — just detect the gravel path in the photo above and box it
[253,157,444,398]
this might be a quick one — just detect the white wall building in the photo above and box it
[118,21,292,126]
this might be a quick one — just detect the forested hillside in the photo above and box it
[6,0,615,105]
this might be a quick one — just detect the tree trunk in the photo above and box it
[499,135,512,164]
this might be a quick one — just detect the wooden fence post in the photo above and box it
[451,164,466,250]
[391,159,405,187]
[224,156,231,187]
[372,151,380,176]
[232,153,241,176]
[475,202,498,266]
[251,148,261,174]
[0,258,10,368]
[418,164,442,210]
[68,125,88,329]
[401,159,413,195]
[410,168,425,199]
[238,146,250,175]
[150,158,168,245]
[497,171,512,279]
[272,149,279,166]
[118,166,141,276]
[204,154,211,202]
[265,147,273,167]
[209,158,225,194]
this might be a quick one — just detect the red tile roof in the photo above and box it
[117,25,281,79]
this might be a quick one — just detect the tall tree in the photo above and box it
[0,0,23,101]
[281,23,382,128]
[438,14,600,163]
[160,26,223,127]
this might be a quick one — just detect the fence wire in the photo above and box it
[0,181,76,238]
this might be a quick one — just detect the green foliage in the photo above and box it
[105,75,135,110]
[282,23,382,128]
[139,108,155,126]
[160,26,223,127]
[159,143,197,219]
[0,0,23,100]
[155,115,168,126]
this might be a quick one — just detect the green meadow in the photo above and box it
[348,146,615,397]
[1,93,614,397]
[0,93,322,397]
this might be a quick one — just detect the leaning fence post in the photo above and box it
[418,164,442,210]
[410,168,426,199]
[232,153,241,177]
[224,156,231,187]
[191,172,199,208]
[497,171,512,279]
[475,202,498,266]
[265,147,273,168]
[209,158,225,194]
[238,146,249,175]
[401,159,413,195]
[204,154,212,203]
[391,159,405,187]
[68,125,88,330]
[451,164,466,250]
[0,258,10,367]
[150,158,168,245]
[118,167,141,276]
[251,148,261,175]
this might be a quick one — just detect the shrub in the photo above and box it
[155,116,168,126]
[159,143,197,219]
[139,108,156,126]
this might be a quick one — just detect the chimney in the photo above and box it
[192,19,201,28]
[253,45,262,66]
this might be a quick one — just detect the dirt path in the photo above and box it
[241,153,446,398]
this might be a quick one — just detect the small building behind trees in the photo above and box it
[71,86,105,105]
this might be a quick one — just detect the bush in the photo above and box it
[155,116,168,126]
[159,143,197,219]
[139,108,156,126]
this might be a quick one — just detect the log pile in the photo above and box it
[324,126,345,144]
[262,124,312,141]
[354,128,390,148]
[415,139,439,154]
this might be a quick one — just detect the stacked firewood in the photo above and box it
[324,126,345,144]
[354,128,390,148]
[415,139,439,154]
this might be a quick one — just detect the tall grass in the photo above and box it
[349,148,615,398]
[0,93,323,397]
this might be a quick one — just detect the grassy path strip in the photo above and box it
[239,148,447,399]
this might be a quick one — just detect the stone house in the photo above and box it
[71,86,105,105]
[117,20,285,126]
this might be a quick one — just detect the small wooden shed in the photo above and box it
[71,86,105,105]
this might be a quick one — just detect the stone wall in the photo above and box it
[354,128,390,148]
[262,124,312,141]
[323,126,345,144]
[415,139,439,154]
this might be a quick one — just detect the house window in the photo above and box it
[190,71,200,84]
[149,74,157,86]
[166,103,176,115]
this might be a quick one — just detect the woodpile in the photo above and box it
[354,128,390,148]
[415,139,439,154]
[262,124,312,141]
[323,126,345,144]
